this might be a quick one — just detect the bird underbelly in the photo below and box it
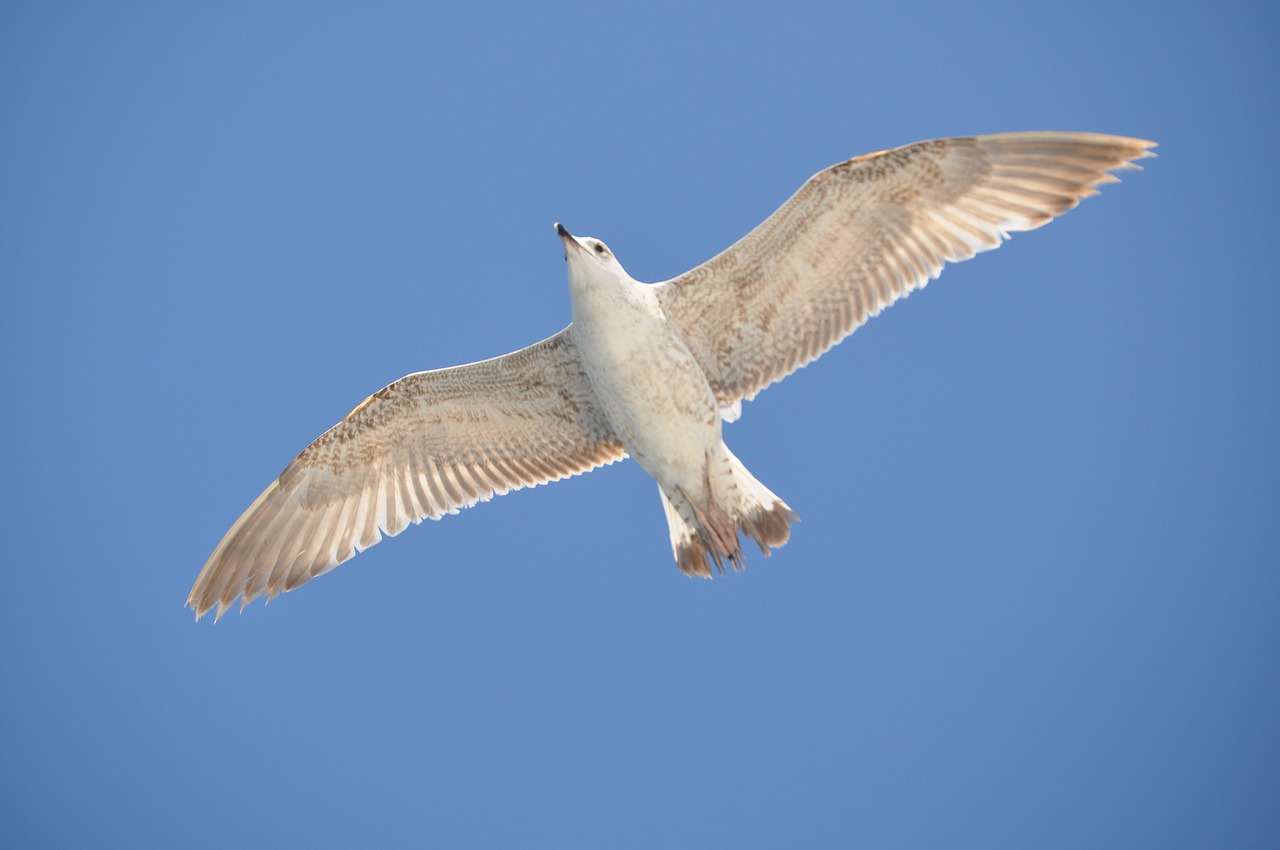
[573,318,721,491]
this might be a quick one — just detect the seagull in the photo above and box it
[188,131,1154,619]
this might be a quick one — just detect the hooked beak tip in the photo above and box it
[555,222,571,239]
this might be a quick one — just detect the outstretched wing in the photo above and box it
[655,132,1155,407]
[188,327,624,619]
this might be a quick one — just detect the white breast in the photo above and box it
[568,268,721,492]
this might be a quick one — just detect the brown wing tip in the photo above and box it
[974,131,1155,160]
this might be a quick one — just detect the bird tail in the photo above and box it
[659,446,798,577]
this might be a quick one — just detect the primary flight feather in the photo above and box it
[189,131,1154,619]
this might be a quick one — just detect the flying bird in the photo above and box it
[188,131,1154,619]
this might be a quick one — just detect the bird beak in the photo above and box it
[555,222,582,252]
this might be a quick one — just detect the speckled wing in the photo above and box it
[188,328,624,619]
[655,132,1155,407]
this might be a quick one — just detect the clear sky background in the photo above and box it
[2,2,1276,847]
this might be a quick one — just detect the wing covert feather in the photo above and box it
[655,132,1155,406]
[188,327,623,619]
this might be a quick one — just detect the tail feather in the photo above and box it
[659,446,798,577]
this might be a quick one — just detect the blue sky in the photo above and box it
[2,1,1277,847]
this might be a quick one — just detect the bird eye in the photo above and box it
[594,243,606,255]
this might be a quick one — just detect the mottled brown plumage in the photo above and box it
[189,331,624,618]
[656,133,1155,407]
[189,131,1153,619]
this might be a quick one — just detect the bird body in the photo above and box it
[188,131,1154,619]
[562,224,795,574]
[567,238,718,497]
